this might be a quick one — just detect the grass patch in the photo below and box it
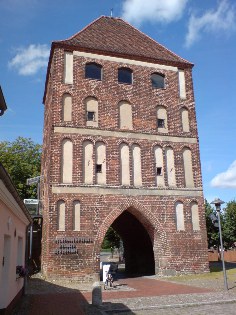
[163,263,236,283]
[101,248,111,253]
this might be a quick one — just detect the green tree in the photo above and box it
[223,200,236,248]
[205,199,219,248]
[101,227,121,249]
[0,137,42,199]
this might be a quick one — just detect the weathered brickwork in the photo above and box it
[41,16,209,281]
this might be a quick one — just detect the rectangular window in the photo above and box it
[96,164,102,173]
[87,111,95,121]
[156,167,162,176]
[157,119,165,128]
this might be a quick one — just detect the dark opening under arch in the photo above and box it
[111,210,155,276]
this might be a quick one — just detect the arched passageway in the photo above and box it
[111,210,155,276]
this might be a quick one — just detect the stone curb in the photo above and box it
[99,298,236,313]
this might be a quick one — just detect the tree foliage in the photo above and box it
[101,227,121,249]
[205,200,219,248]
[205,199,236,249]
[0,137,42,199]
[223,200,236,247]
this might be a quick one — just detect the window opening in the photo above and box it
[96,164,102,173]
[87,111,95,121]
[151,73,165,89]
[118,68,132,84]
[157,119,165,128]
[156,167,162,176]
[85,63,102,80]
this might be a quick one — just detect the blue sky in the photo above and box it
[0,0,235,204]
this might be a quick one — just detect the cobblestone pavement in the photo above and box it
[110,301,236,315]
[12,262,236,315]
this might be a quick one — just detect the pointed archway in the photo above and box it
[112,209,155,275]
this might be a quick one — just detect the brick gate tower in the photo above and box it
[41,16,209,281]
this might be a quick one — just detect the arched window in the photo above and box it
[175,201,185,231]
[61,139,73,183]
[118,68,133,84]
[57,200,65,231]
[95,142,106,185]
[132,144,142,186]
[83,140,94,184]
[85,97,98,127]
[183,148,194,187]
[85,63,102,80]
[62,93,72,122]
[119,101,133,130]
[157,105,168,133]
[73,201,81,231]
[151,73,165,89]
[191,202,200,231]
[165,147,176,187]
[154,146,165,187]
[120,143,130,185]
[181,107,190,132]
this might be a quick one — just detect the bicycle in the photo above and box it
[104,272,113,290]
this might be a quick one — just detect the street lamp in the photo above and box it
[211,198,228,290]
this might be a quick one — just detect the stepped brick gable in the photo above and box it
[41,16,209,281]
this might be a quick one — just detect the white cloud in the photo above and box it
[185,0,236,47]
[211,160,236,189]
[9,44,50,76]
[121,0,188,26]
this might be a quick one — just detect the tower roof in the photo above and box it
[43,16,193,103]
[54,16,192,67]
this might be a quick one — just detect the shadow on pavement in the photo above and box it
[11,277,135,315]
[101,302,136,314]
[210,261,236,272]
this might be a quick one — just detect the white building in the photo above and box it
[0,87,32,314]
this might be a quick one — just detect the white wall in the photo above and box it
[165,147,176,187]
[119,101,133,130]
[183,148,194,188]
[83,140,94,184]
[181,107,190,132]
[175,202,185,231]
[62,94,72,122]
[154,146,165,187]
[61,139,73,183]
[191,202,200,231]
[64,52,73,84]
[120,143,130,185]
[95,142,106,185]
[178,69,186,99]
[0,180,30,310]
[132,144,142,186]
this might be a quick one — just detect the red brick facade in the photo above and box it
[41,17,209,281]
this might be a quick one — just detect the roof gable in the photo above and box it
[0,86,7,116]
[55,16,192,67]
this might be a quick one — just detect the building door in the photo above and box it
[0,235,11,308]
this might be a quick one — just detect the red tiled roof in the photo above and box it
[43,16,192,103]
[54,16,192,67]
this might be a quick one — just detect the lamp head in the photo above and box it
[211,198,225,211]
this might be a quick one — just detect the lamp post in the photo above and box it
[211,198,228,290]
